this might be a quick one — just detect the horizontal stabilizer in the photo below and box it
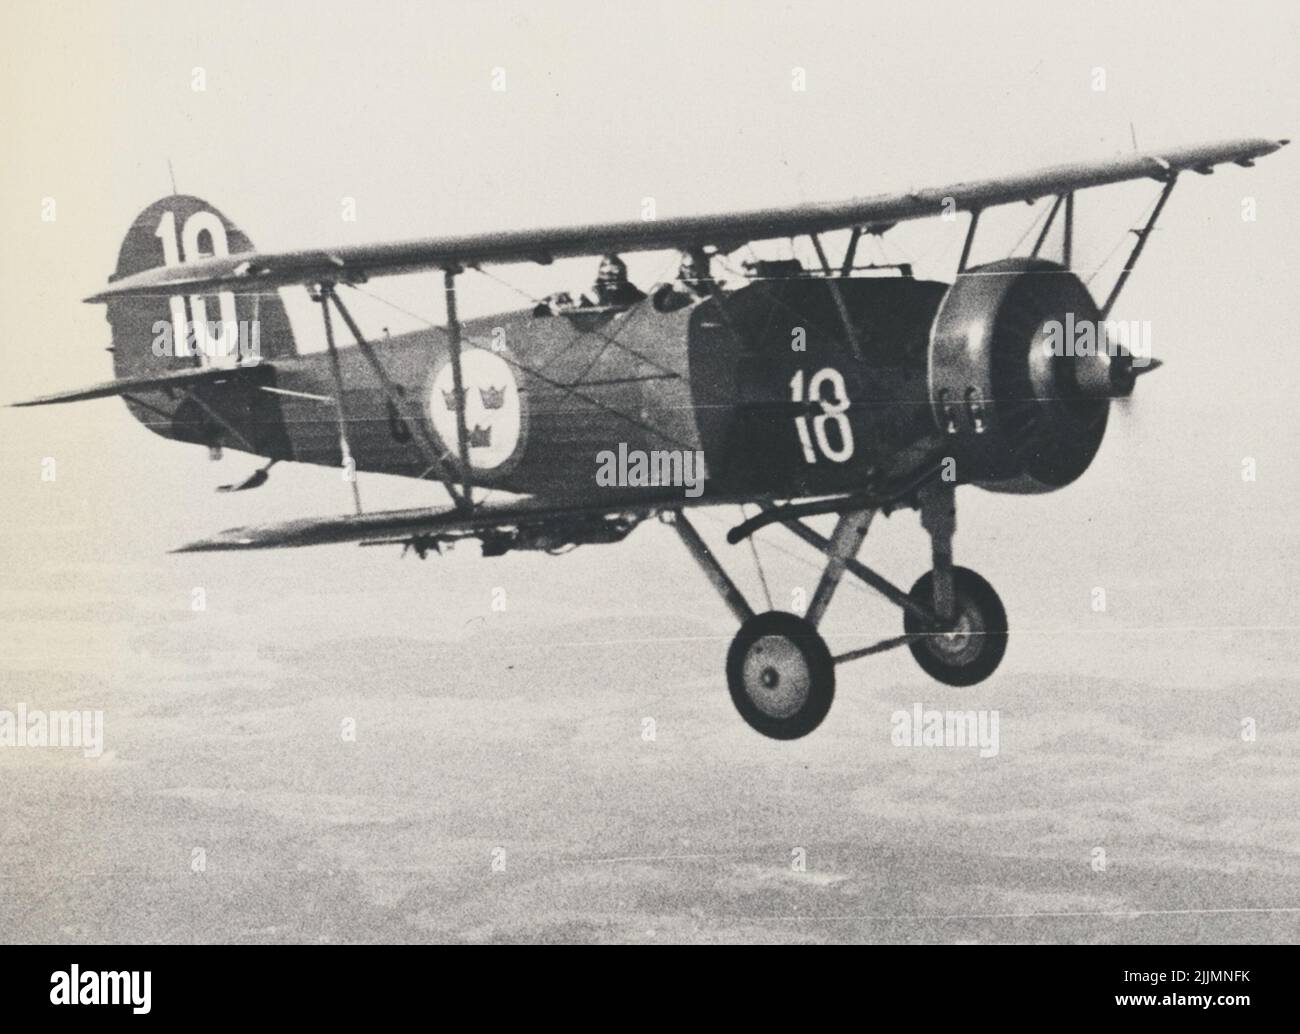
[10,364,268,408]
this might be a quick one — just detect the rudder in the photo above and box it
[106,195,296,380]
[102,196,296,456]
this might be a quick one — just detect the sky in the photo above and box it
[0,0,1297,943]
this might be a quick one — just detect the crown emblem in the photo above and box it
[468,424,492,448]
[478,385,506,410]
[441,387,465,410]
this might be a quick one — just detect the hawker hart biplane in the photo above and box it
[17,137,1287,738]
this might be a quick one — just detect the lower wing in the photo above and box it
[172,496,666,555]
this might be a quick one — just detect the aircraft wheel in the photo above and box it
[726,611,835,740]
[904,567,1007,686]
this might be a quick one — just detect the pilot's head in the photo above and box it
[597,253,628,288]
[678,252,702,282]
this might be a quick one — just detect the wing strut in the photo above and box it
[1100,173,1178,318]
[839,226,862,275]
[1063,191,1075,268]
[316,286,364,515]
[810,232,867,361]
[1030,195,1064,257]
[442,269,474,508]
[958,208,982,273]
[1028,191,1076,268]
[321,283,473,513]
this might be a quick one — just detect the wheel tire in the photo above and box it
[904,567,1007,687]
[726,611,835,740]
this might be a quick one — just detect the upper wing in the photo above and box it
[90,137,1286,303]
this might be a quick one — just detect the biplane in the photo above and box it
[17,136,1287,739]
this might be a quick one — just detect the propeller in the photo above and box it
[1117,355,1162,415]
[1066,343,1162,407]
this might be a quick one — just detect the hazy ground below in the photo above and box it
[3,413,1298,943]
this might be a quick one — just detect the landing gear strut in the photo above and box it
[906,483,1007,685]
[666,485,1008,740]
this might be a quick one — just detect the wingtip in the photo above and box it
[170,523,264,552]
[170,535,258,554]
[9,394,68,408]
[83,283,121,303]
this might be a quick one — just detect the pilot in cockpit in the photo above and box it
[585,253,646,309]
[651,250,719,312]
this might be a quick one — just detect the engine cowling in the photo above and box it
[928,257,1134,493]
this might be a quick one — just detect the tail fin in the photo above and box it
[91,196,296,456]
[106,194,297,380]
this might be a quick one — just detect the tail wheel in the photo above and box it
[726,611,835,740]
[904,567,1007,686]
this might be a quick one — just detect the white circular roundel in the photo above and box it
[428,348,524,473]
